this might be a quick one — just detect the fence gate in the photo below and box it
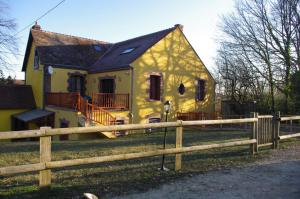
[257,115,274,146]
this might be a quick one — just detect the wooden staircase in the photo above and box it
[77,95,117,138]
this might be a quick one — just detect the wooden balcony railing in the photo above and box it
[92,93,129,110]
[85,103,116,126]
[46,92,117,126]
[46,92,80,110]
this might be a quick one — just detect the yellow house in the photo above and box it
[21,23,215,139]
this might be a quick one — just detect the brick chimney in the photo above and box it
[32,21,41,30]
[174,24,184,31]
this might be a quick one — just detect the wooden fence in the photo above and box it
[0,112,299,188]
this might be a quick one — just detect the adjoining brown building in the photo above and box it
[0,85,54,131]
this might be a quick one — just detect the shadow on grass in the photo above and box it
[0,146,257,199]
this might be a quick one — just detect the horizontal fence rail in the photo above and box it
[0,118,259,140]
[0,113,299,189]
[0,139,256,176]
[279,133,300,140]
[280,116,300,121]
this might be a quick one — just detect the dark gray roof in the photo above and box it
[13,109,54,122]
[0,85,36,109]
[36,44,110,70]
[22,25,178,72]
[22,28,111,71]
[89,27,175,73]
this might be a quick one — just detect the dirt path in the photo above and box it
[112,145,300,199]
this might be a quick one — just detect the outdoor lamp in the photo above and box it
[164,100,171,113]
[160,100,172,171]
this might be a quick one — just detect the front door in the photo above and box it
[99,78,115,93]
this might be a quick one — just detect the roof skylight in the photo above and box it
[120,47,135,54]
[94,45,102,51]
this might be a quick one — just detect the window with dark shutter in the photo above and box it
[150,75,161,100]
[70,75,85,96]
[196,79,205,101]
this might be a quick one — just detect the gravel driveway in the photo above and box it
[112,145,300,199]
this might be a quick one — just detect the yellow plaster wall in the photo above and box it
[50,68,87,93]
[45,107,78,128]
[45,107,80,140]
[132,27,215,124]
[0,109,28,131]
[86,70,131,96]
[25,43,43,108]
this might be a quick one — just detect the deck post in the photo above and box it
[175,120,183,171]
[91,94,95,116]
[77,92,80,111]
[273,111,280,149]
[85,101,89,120]
[250,112,258,154]
[39,127,52,188]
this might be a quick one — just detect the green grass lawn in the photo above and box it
[0,128,297,198]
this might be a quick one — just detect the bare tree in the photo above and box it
[216,43,268,110]
[216,0,300,113]
[0,1,17,70]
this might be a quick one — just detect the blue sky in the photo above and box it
[7,0,235,79]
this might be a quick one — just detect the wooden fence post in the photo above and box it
[39,127,52,188]
[250,112,258,154]
[175,120,183,171]
[274,111,280,149]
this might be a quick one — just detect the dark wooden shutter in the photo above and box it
[197,79,205,101]
[100,79,115,93]
[69,76,85,96]
[67,72,86,95]
[150,75,161,100]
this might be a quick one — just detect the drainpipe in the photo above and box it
[42,65,46,109]
[129,65,134,124]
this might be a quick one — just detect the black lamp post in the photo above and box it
[160,100,171,171]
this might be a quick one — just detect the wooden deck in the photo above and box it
[46,92,130,110]
[45,92,129,127]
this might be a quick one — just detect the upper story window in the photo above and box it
[99,78,115,93]
[196,79,205,101]
[120,47,135,54]
[34,49,39,70]
[150,75,161,100]
[69,75,85,96]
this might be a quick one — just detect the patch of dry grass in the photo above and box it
[0,128,297,198]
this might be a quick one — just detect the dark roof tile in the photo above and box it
[89,27,175,73]
[23,26,177,72]
[22,29,112,71]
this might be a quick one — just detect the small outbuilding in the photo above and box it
[0,85,54,131]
